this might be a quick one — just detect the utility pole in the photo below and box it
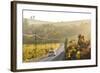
[32,30,37,58]
[65,38,68,51]
[34,32,37,50]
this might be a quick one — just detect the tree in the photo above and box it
[23,18,29,33]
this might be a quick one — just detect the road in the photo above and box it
[39,43,66,61]
[29,43,66,62]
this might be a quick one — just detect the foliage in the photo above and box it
[23,43,60,62]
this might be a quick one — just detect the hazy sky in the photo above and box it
[23,10,91,22]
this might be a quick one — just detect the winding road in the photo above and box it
[29,43,66,62]
[39,43,66,62]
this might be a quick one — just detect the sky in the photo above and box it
[23,10,91,22]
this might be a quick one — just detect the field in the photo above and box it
[23,43,60,62]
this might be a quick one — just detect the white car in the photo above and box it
[48,50,56,57]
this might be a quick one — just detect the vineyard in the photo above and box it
[23,43,60,62]
[23,18,91,62]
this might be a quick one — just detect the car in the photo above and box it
[48,50,56,57]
